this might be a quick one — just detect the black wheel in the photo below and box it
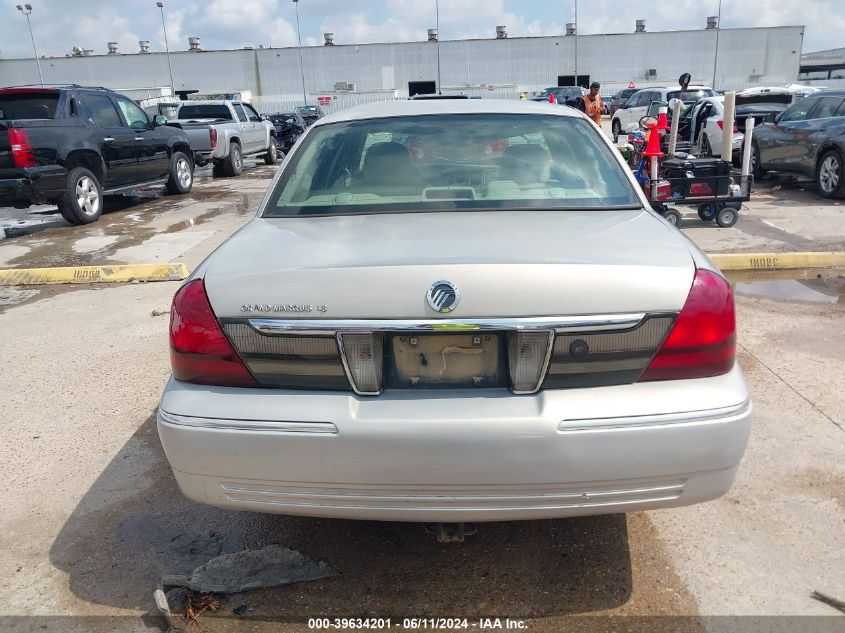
[716,206,738,228]
[816,149,845,199]
[165,151,194,194]
[611,119,621,143]
[663,209,682,226]
[700,134,712,157]
[56,166,102,225]
[222,141,243,177]
[751,141,766,180]
[698,204,717,221]
[263,140,278,165]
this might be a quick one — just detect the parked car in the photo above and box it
[157,99,751,525]
[295,104,325,126]
[609,88,638,115]
[531,86,587,107]
[0,85,194,225]
[683,96,745,163]
[169,100,277,176]
[751,89,845,198]
[612,85,717,141]
[600,94,613,115]
[267,111,307,154]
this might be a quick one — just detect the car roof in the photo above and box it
[178,100,239,106]
[812,89,845,97]
[314,99,586,126]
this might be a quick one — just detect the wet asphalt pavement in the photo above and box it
[1,158,844,632]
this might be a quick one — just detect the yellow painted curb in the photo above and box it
[0,263,190,286]
[710,252,845,271]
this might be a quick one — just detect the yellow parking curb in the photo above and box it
[710,252,845,271]
[0,263,190,286]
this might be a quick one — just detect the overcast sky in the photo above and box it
[0,0,841,59]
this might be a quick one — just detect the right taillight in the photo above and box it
[8,127,36,168]
[169,279,258,388]
[639,269,735,381]
[209,127,218,150]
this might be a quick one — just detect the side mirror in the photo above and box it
[260,114,269,121]
[153,114,167,126]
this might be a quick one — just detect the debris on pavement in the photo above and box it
[154,546,336,628]
[811,590,845,614]
[185,544,336,593]
[151,308,170,317]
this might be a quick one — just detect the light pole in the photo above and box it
[435,0,442,93]
[711,0,722,90]
[573,0,578,87]
[293,0,307,106]
[156,1,176,94]
[16,4,43,86]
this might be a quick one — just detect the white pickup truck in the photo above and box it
[167,100,278,176]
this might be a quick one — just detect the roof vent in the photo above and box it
[324,32,335,46]
[83,49,94,56]
[139,40,150,54]
[635,19,646,33]
[706,16,718,29]
[188,36,201,51]
[496,25,507,39]
[565,23,576,36]
[427,28,438,42]
[107,42,119,54]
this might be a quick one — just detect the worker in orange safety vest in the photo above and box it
[578,81,604,126]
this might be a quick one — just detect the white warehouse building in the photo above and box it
[0,20,804,113]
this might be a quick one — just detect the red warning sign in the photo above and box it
[627,81,637,89]
[317,96,331,106]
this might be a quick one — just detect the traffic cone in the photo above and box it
[642,122,664,157]
[656,104,670,131]
[548,92,555,104]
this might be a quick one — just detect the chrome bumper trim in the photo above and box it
[247,313,647,336]
[158,410,338,434]
[558,400,751,433]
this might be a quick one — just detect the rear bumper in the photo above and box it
[0,166,65,206]
[157,366,752,522]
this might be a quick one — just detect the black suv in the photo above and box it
[0,85,194,224]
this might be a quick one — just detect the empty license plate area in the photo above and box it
[387,333,506,389]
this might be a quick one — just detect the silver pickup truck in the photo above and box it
[167,100,278,176]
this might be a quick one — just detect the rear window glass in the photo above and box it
[264,114,639,217]
[177,105,233,120]
[667,89,717,102]
[0,93,60,120]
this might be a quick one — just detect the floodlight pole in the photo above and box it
[436,0,442,93]
[17,5,44,86]
[156,1,176,93]
[294,0,307,106]
[712,0,722,90]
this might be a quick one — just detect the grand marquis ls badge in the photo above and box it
[427,280,460,313]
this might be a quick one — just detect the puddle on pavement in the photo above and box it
[727,268,845,305]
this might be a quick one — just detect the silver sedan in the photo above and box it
[158,100,751,523]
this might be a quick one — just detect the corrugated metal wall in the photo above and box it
[0,26,803,106]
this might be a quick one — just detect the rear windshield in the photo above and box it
[0,92,60,120]
[667,89,717,102]
[177,104,233,120]
[264,113,639,217]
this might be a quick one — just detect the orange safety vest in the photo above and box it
[581,94,603,125]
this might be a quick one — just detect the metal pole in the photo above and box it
[294,0,307,106]
[741,116,755,178]
[711,0,722,89]
[157,2,175,93]
[573,0,578,86]
[435,0,442,93]
[721,90,735,162]
[18,7,43,86]
[668,99,682,156]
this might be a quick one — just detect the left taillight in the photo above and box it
[8,128,36,168]
[169,279,259,388]
[716,120,739,134]
[639,268,736,382]
[209,127,218,150]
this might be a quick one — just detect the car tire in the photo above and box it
[223,142,243,177]
[816,149,845,199]
[611,119,622,143]
[716,206,739,228]
[263,140,278,165]
[663,209,682,226]
[751,141,766,180]
[57,166,103,225]
[700,133,712,157]
[165,151,194,195]
[698,204,717,221]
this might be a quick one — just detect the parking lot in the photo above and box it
[1,149,843,631]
